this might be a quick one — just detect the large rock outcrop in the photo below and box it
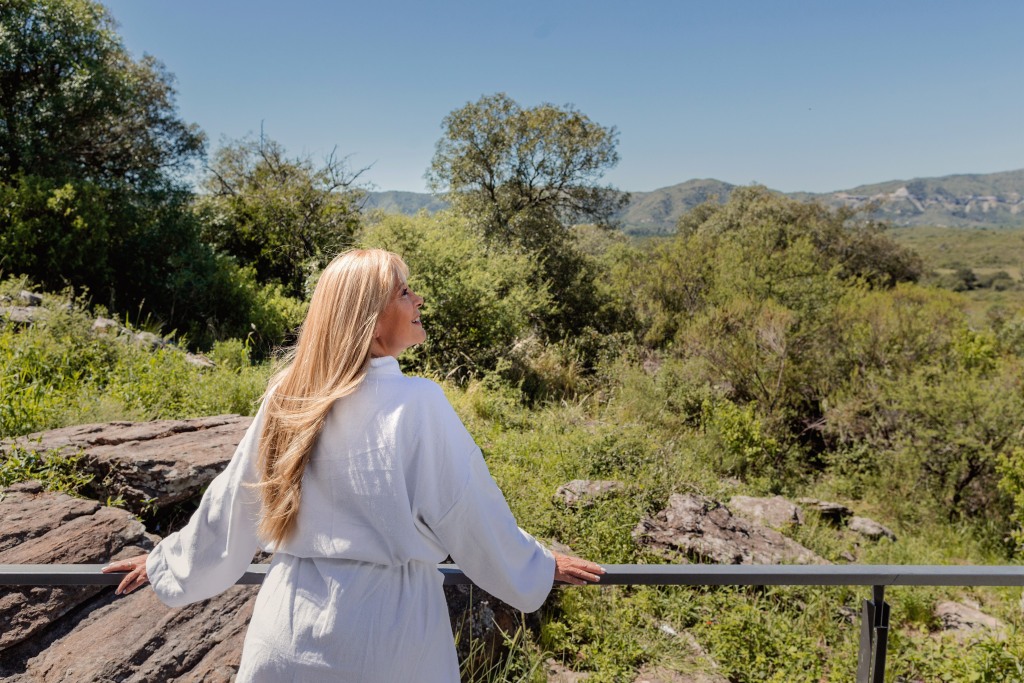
[633,493,825,565]
[7,586,257,683]
[0,482,154,654]
[3,415,252,512]
[728,495,804,530]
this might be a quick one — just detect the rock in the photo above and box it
[935,600,1005,633]
[546,658,591,682]
[3,415,253,513]
[91,317,120,334]
[0,482,153,653]
[185,352,216,369]
[132,330,168,349]
[0,306,49,324]
[555,479,624,508]
[8,584,257,682]
[633,493,826,565]
[796,498,854,526]
[848,516,896,542]
[445,583,537,677]
[18,290,43,306]
[633,665,728,683]
[728,495,804,529]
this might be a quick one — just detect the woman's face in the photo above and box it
[371,281,425,358]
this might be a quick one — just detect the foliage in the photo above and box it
[428,92,627,246]
[360,211,549,380]
[427,94,630,342]
[0,279,271,440]
[0,0,204,188]
[197,134,365,297]
[0,447,93,495]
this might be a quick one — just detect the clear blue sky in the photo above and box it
[103,0,1024,194]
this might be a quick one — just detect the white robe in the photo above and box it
[146,356,555,682]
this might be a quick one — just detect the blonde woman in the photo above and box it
[104,248,604,682]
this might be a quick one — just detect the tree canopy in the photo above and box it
[427,93,627,250]
[0,0,204,188]
[197,135,365,297]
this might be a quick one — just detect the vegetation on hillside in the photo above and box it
[4,2,1024,680]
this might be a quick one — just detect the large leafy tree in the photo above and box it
[197,135,365,297]
[0,0,204,188]
[0,0,281,348]
[428,93,628,340]
[428,93,627,250]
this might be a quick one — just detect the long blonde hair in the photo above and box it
[256,248,408,545]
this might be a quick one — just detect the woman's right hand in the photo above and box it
[102,553,151,595]
[552,551,605,585]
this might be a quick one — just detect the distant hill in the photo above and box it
[619,179,736,235]
[365,168,1024,235]
[361,190,447,215]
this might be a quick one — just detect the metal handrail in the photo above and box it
[4,563,1023,683]
[2,562,1024,587]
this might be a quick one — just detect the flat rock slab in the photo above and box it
[4,415,252,512]
[796,498,853,526]
[11,584,257,682]
[633,493,825,565]
[728,495,804,529]
[554,479,624,508]
[848,516,897,542]
[934,600,1005,634]
[0,481,153,652]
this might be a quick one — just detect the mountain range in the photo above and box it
[363,169,1024,235]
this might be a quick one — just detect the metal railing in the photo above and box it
[5,563,1024,683]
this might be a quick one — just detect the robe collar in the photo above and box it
[368,356,402,376]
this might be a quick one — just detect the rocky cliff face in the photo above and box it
[828,184,1024,227]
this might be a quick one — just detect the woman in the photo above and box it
[103,248,604,682]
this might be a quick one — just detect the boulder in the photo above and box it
[185,352,217,369]
[555,479,624,508]
[90,317,120,334]
[728,495,804,529]
[7,584,257,682]
[934,600,1005,634]
[445,582,539,676]
[0,482,153,653]
[132,330,168,349]
[0,306,48,324]
[848,516,897,542]
[796,498,853,526]
[633,493,825,565]
[18,290,43,306]
[3,415,253,513]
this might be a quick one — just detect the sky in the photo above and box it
[102,0,1024,195]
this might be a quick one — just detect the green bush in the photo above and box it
[360,211,551,381]
[0,279,271,440]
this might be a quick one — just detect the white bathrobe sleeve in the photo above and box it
[416,385,555,613]
[145,404,265,608]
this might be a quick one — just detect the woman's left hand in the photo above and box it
[101,553,150,595]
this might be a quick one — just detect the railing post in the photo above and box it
[856,585,890,683]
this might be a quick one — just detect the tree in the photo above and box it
[0,0,204,188]
[197,134,365,297]
[0,0,301,350]
[428,94,629,341]
[427,93,627,250]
